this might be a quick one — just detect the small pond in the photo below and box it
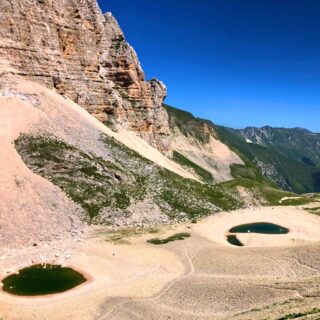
[227,222,289,247]
[226,235,244,247]
[229,222,289,235]
[2,264,87,296]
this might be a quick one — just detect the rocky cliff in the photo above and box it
[0,0,171,154]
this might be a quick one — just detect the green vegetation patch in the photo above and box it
[158,168,241,219]
[172,151,214,184]
[305,206,320,216]
[15,133,247,223]
[112,35,125,50]
[280,197,312,206]
[276,308,320,320]
[147,232,191,245]
[16,130,294,226]
[221,176,293,207]
[103,227,161,244]
[164,104,212,144]
[230,163,265,183]
[15,135,143,220]
[102,135,246,218]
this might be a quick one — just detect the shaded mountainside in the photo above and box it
[216,126,320,194]
[165,105,320,194]
[164,105,244,183]
[241,126,320,166]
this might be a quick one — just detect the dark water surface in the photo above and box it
[227,222,289,247]
[226,235,244,246]
[2,264,87,296]
[229,222,289,234]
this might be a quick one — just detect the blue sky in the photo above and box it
[98,0,320,131]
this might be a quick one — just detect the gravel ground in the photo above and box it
[1,206,320,320]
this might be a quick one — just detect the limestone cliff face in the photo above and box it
[0,0,171,155]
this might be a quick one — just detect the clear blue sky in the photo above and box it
[98,0,320,131]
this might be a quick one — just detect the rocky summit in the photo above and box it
[0,0,171,155]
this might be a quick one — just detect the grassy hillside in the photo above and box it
[14,134,237,223]
[164,104,215,144]
[165,104,320,194]
[241,126,320,166]
[165,104,294,200]
[172,151,215,184]
[216,125,320,194]
[15,131,290,225]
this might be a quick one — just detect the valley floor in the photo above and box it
[1,206,320,320]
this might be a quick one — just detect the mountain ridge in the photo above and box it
[0,0,303,249]
[1,3,320,320]
[164,105,320,193]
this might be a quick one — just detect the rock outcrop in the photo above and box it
[0,0,171,155]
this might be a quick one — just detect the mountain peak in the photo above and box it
[0,0,171,155]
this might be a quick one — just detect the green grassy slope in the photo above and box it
[165,105,293,201]
[14,134,244,223]
[241,126,320,166]
[15,132,291,225]
[164,104,215,144]
[172,151,214,184]
[215,125,320,194]
[165,104,320,194]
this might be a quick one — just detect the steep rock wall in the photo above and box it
[0,0,171,154]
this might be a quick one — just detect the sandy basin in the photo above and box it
[194,206,320,247]
[1,205,320,320]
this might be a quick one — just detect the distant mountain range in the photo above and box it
[165,105,320,194]
[217,125,320,193]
